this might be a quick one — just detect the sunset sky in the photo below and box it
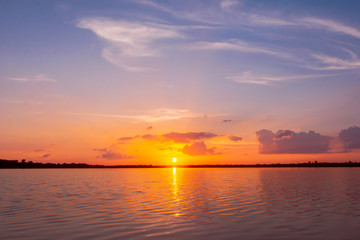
[1,0,360,165]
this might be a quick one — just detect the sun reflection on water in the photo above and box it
[171,167,182,217]
[172,167,178,201]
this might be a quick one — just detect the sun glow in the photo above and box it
[172,157,177,163]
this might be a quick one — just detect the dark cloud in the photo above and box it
[229,135,243,142]
[100,151,133,160]
[93,148,107,152]
[146,126,153,130]
[159,147,180,152]
[256,129,331,154]
[223,119,231,123]
[118,136,136,144]
[118,137,134,141]
[142,134,159,140]
[163,132,217,143]
[339,126,360,150]
[93,148,132,160]
[40,154,51,158]
[182,141,217,156]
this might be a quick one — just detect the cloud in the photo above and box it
[117,137,135,144]
[220,0,239,10]
[163,132,217,143]
[134,0,226,25]
[93,148,132,160]
[311,53,360,70]
[300,17,360,39]
[256,129,332,154]
[142,134,160,141]
[40,154,51,158]
[229,136,243,142]
[194,40,287,58]
[92,148,107,152]
[135,108,210,122]
[136,0,292,26]
[7,74,56,83]
[182,141,216,156]
[77,18,182,71]
[118,137,134,141]
[133,0,181,19]
[146,126,153,130]
[338,126,360,150]
[100,151,133,160]
[226,71,337,85]
[133,1,360,37]
[64,108,213,122]
[246,14,294,26]
[116,131,218,143]
[159,147,179,152]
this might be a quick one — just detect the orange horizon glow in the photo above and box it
[2,124,360,165]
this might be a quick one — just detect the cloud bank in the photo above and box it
[256,129,332,154]
[338,126,360,150]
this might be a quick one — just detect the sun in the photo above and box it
[172,157,177,163]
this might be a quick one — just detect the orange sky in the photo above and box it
[1,1,360,165]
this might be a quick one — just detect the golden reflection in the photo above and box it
[172,167,180,216]
[172,167,178,199]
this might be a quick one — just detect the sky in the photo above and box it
[1,0,360,165]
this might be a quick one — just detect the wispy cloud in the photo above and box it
[300,17,360,39]
[220,0,240,10]
[77,2,360,75]
[7,74,56,83]
[135,0,291,26]
[246,14,294,26]
[64,108,219,122]
[311,53,360,70]
[135,0,360,34]
[133,0,178,17]
[193,40,289,58]
[134,0,227,25]
[77,18,183,71]
[226,71,337,85]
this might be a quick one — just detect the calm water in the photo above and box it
[1,168,360,239]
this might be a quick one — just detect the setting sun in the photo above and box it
[173,158,177,163]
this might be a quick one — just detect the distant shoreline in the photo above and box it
[1,159,360,168]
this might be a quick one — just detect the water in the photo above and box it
[1,168,360,239]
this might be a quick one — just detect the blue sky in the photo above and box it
[1,0,360,164]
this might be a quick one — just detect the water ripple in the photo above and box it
[1,168,360,239]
